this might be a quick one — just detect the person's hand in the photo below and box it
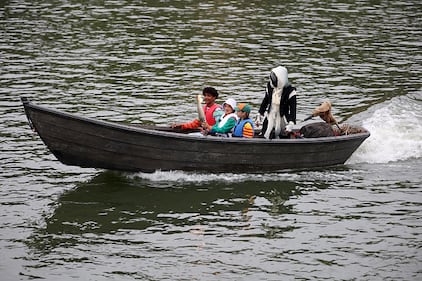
[200,127,209,136]
[254,114,264,127]
[285,121,294,132]
[170,123,181,128]
[201,121,211,130]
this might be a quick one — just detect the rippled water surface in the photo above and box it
[1,0,421,280]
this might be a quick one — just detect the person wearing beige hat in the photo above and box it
[304,100,340,129]
[300,100,341,138]
[312,101,338,125]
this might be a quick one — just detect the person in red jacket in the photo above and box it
[172,87,223,130]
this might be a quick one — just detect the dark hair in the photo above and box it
[202,87,219,98]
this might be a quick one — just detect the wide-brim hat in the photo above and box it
[312,100,332,115]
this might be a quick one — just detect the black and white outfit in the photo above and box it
[258,66,297,139]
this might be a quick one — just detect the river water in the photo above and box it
[1,0,421,280]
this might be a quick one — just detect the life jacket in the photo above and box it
[233,119,255,137]
[204,103,221,126]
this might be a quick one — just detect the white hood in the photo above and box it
[269,66,289,89]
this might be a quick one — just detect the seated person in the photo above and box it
[202,98,238,136]
[233,103,254,138]
[172,87,223,130]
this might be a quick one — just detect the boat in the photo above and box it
[21,97,370,173]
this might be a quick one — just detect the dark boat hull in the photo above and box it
[21,98,370,173]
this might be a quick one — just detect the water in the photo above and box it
[1,0,421,280]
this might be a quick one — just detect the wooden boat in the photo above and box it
[21,97,370,173]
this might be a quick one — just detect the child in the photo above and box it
[203,98,238,136]
[233,103,254,138]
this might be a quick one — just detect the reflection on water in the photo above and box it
[24,172,307,280]
[23,164,421,280]
[30,172,300,248]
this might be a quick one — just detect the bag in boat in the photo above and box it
[300,122,334,138]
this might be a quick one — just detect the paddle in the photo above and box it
[196,94,206,122]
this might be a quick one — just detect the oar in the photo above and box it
[196,94,206,122]
[303,115,313,121]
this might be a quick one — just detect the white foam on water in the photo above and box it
[348,93,422,164]
[128,170,301,184]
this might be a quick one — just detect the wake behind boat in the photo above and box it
[21,97,370,173]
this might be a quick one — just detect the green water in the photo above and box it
[1,1,421,280]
